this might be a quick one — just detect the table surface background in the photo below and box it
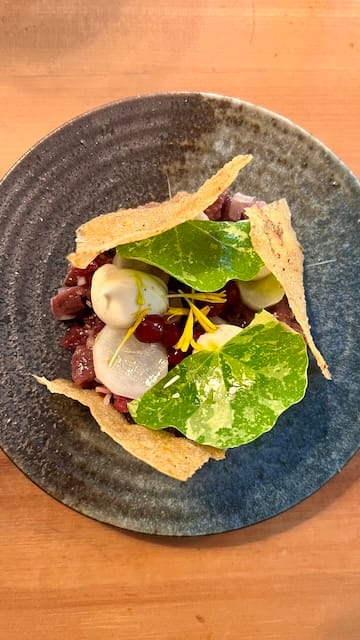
[0,2,359,639]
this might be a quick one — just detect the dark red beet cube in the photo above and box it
[204,190,230,220]
[61,313,104,352]
[64,252,114,287]
[113,395,132,413]
[51,286,87,320]
[71,345,95,388]
[61,324,88,352]
[83,312,104,335]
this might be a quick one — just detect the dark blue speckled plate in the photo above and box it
[0,93,359,536]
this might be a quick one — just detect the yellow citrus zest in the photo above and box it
[164,307,189,319]
[109,307,150,367]
[167,291,226,304]
[174,309,194,352]
[184,298,218,333]
[191,338,207,351]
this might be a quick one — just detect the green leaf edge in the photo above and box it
[117,219,264,292]
[129,310,309,449]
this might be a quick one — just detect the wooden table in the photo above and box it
[1,2,359,638]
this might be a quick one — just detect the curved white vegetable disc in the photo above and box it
[93,325,168,398]
[236,273,284,310]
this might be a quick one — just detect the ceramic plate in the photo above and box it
[0,93,359,536]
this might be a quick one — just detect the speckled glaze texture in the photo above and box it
[0,93,359,536]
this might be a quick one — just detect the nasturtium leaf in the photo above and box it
[129,311,308,448]
[117,220,263,292]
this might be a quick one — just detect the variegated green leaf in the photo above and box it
[129,311,308,448]
[117,220,263,292]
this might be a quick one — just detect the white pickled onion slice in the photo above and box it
[93,325,168,398]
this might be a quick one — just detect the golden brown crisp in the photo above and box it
[246,199,331,379]
[35,377,225,481]
[67,154,252,268]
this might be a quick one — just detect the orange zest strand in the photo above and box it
[109,307,150,367]
[174,308,194,352]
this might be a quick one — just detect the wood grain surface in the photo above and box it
[0,1,359,639]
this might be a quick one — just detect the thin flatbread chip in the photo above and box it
[35,376,225,481]
[246,199,331,380]
[67,154,252,268]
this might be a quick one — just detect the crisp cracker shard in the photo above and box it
[67,154,252,268]
[246,199,331,380]
[35,376,225,481]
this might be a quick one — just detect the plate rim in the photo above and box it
[1,91,359,188]
[1,91,359,536]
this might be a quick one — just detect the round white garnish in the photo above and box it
[93,325,168,398]
[196,323,242,351]
[91,264,168,328]
[236,273,285,311]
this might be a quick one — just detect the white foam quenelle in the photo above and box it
[91,264,168,328]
